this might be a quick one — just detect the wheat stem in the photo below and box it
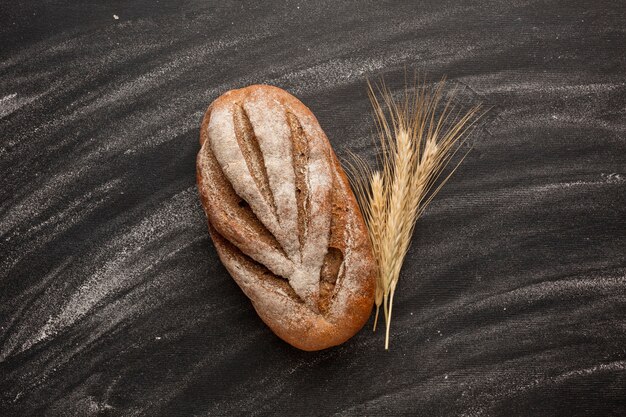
[373,305,380,332]
[385,282,397,350]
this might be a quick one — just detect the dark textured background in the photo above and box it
[1,1,625,415]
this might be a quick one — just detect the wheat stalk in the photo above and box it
[348,76,483,349]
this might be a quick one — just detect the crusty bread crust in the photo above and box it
[196,85,375,351]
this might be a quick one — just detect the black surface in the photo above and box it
[1,1,625,416]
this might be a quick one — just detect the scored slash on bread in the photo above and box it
[196,85,375,351]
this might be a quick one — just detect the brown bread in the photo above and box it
[196,85,375,351]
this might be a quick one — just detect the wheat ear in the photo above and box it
[347,76,483,349]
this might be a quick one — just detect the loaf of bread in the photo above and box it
[196,85,375,351]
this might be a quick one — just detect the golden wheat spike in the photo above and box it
[346,75,484,349]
